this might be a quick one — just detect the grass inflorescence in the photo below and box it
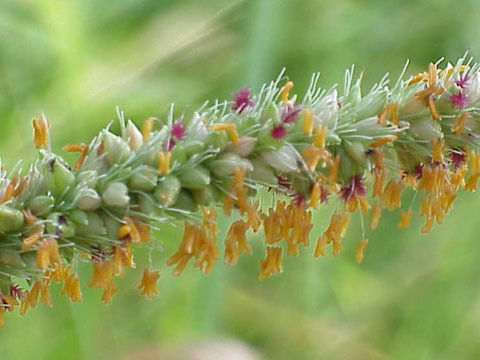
[1,54,480,327]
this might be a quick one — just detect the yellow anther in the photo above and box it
[302,109,314,135]
[137,268,160,300]
[374,149,384,169]
[302,146,324,172]
[314,212,351,258]
[370,135,398,148]
[210,123,239,145]
[117,224,131,239]
[313,235,327,257]
[407,72,428,85]
[281,81,294,104]
[390,102,398,125]
[101,280,117,305]
[398,209,413,228]
[469,150,480,174]
[157,151,171,175]
[1,176,21,204]
[310,182,321,209]
[88,260,114,289]
[22,230,43,252]
[381,179,404,211]
[32,114,50,149]
[377,103,398,125]
[440,65,469,79]
[358,196,371,215]
[36,237,60,270]
[377,104,389,125]
[428,63,437,86]
[452,112,468,135]
[63,144,89,170]
[465,173,480,191]
[432,138,445,163]
[427,95,441,121]
[142,117,155,140]
[373,168,386,198]
[124,218,142,244]
[328,154,340,185]
[421,216,435,234]
[259,246,283,280]
[355,238,368,264]
[224,220,252,266]
[370,201,382,230]
[61,273,83,303]
[313,125,328,148]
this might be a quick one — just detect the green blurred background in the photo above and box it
[2,0,480,359]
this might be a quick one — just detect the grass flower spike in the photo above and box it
[1,54,480,327]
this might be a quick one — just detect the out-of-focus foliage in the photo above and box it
[1,0,480,359]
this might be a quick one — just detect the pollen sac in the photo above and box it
[337,148,357,181]
[204,131,228,151]
[28,195,54,217]
[104,132,132,166]
[192,185,221,206]
[170,145,187,165]
[346,78,362,106]
[178,166,211,190]
[408,117,443,141]
[262,145,300,173]
[126,120,143,151]
[344,141,367,166]
[138,194,157,215]
[0,252,25,268]
[183,140,205,158]
[225,137,258,157]
[291,174,312,197]
[128,166,158,192]
[69,210,89,226]
[76,170,99,188]
[104,215,121,237]
[250,159,278,185]
[102,182,130,208]
[355,90,387,120]
[75,211,107,236]
[260,102,280,124]
[0,205,25,234]
[46,212,76,238]
[209,153,252,178]
[76,188,102,211]
[154,175,181,207]
[173,190,197,212]
[44,158,76,198]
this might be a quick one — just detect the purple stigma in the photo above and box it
[91,245,107,262]
[277,176,292,192]
[271,125,287,140]
[166,138,175,151]
[455,73,470,90]
[450,149,466,170]
[309,182,329,204]
[293,193,306,207]
[281,105,300,124]
[171,121,186,140]
[449,92,469,108]
[413,164,424,179]
[232,87,254,114]
[9,285,24,300]
[339,175,366,201]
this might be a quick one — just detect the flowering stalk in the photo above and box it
[1,55,480,327]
